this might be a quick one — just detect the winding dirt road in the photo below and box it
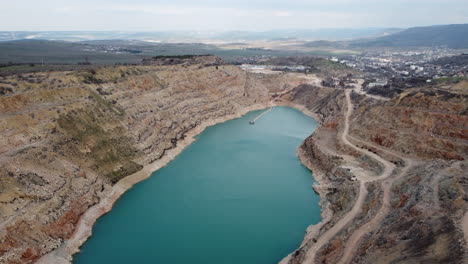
[303,90,397,264]
[337,157,413,264]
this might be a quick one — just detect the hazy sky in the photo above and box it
[1,0,467,31]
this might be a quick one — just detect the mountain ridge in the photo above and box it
[352,24,468,49]
[302,24,468,49]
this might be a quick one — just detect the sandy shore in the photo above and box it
[37,102,327,264]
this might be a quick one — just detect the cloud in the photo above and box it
[0,0,467,31]
[54,6,74,13]
[108,5,197,15]
[274,11,292,17]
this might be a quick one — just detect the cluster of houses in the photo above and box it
[330,48,467,88]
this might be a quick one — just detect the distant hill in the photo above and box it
[0,28,401,42]
[351,24,468,49]
[0,39,331,65]
[0,39,227,64]
[211,28,402,41]
[0,39,141,64]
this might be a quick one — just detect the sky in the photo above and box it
[1,0,467,31]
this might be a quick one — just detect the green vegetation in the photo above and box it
[57,110,105,142]
[0,39,348,68]
[55,82,140,184]
[106,161,144,184]
[0,40,141,65]
[149,54,212,59]
[434,76,467,84]
[88,91,125,116]
[57,104,140,184]
[82,72,104,84]
[0,64,102,77]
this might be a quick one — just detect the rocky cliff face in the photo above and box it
[345,88,467,264]
[350,89,467,160]
[0,59,467,264]
[0,62,313,263]
[283,84,467,264]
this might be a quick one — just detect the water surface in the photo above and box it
[75,106,321,264]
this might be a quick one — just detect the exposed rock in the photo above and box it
[0,59,467,264]
[283,85,467,264]
[0,62,315,263]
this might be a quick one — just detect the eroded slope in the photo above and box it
[0,63,314,263]
[283,84,467,264]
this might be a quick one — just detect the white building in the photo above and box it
[368,78,388,88]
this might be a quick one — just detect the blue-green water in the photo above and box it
[74,107,321,264]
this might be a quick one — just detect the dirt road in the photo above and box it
[303,90,396,264]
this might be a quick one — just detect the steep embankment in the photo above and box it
[0,59,467,264]
[283,86,467,264]
[0,60,324,263]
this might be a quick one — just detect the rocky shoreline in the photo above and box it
[1,60,466,264]
[36,102,277,263]
[37,99,334,263]
[279,147,335,264]
[279,85,468,264]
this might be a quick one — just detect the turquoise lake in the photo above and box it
[74,106,321,264]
